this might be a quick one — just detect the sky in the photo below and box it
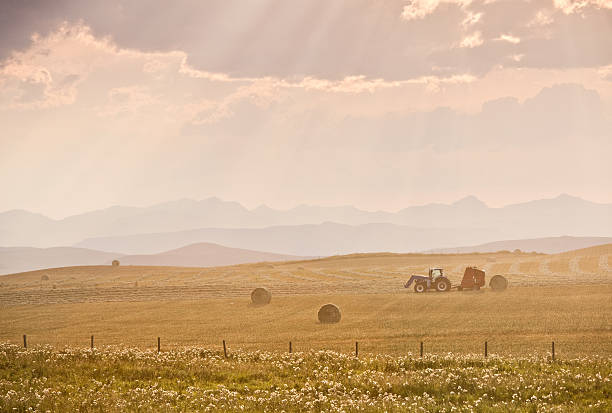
[1,0,611,218]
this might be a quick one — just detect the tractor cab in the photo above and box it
[429,268,444,280]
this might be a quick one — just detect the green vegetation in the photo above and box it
[1,343,610,412]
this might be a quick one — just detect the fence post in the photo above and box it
[289,341,292,353]
[23,334,27,349]
[223,340,228,358]
[485,341,488,358]
[355,341,359,357]
[91,335,94,349]
[157,337,160,353]
[420,341,423,357]
[552,341,555,361]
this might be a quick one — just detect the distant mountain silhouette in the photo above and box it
[0,246,122,276]
[75,222,504,256]
[119,242,307,267]
[1,194,611,250]
[425,236,612,254]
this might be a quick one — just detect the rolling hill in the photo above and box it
[0,243,308,276]
[0,246,123,276]
[118,242,307,267]
[426,236,612,254]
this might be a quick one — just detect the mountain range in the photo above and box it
[1,194,611,256]
[75,222,503,256]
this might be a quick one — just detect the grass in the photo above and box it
[1,285,611,357]
[1,344,610,412]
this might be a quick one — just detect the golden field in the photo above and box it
[1,285,611,357]
[1,243,612,303]
[1,244,611,356]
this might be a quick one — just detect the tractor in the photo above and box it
[404,266,508,293]
[404,268,451,293]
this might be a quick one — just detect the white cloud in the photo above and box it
[401,0,472,21]
[495,34,521,44]
[553,0,612,14]
[528,10,554,27]
[462,11,483,28]
[460,31,484,48]
[98,86,160,117]
[599,65,612,81]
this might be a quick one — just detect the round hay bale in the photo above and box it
[318,303,341,324]
[489,274,508,291]
[251,287,272,305]
[40,274,49,281]
[111,259,120,267]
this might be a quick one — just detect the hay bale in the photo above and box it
[40,275,49,281]
[251,287,272,305]
[318,303,341,324]
[112,260,120,267]
[489,274,508,291]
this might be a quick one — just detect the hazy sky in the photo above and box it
[1,0,611,218]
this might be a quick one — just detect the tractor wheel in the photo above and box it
[414,283,426,293]
[435,278,451,292]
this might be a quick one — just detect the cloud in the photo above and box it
[1,21,611,216]
[599,65,612,81]
[460,31,483,48]
[495,34,520,44]
[402,0,472,20]
[528,9,554,27]
[553,0,612,14]
[462,11,483,27]
[341,84,610,153]
[0,57,80,109]
[1,1,611,81]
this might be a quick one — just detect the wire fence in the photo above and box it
[12,334,602,361]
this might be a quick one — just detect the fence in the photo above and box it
[18,334,558,360]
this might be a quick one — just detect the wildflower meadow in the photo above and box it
[1,343,610,412]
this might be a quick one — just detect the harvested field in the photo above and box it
[1,285,611,356]
[1,245,611,305]
[1,245,611,356]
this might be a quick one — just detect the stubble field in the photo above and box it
[1,244,611,411]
